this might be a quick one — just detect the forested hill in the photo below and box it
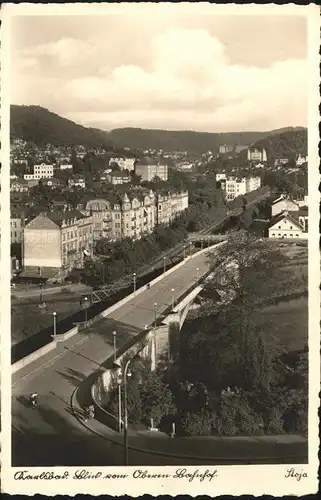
[10,105,114,149]
[107,126,305,153]
[243,128,307,162]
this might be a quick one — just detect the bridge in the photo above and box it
[11,245,218,466]
[11,239,307,468]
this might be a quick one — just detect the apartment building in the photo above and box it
[84,199,113,241]
[219,175,261,201]
[271,195,299,217]
[68,176,86,189]
[23,210,94,271]
[110,171,131,185]
[218,144,233,154]
[23,163,54,181]
[135,157,168,182]
[156,190,189,225]
[11,216,23,244]
[109,156,136,171]
[111,191,156,241]
[247,147,267,163]
[10,179,29,193]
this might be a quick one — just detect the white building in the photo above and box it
[247,147,267,163]
[296,154,308,166]
[68,176,86,189]
[271,195,299,217]
[220,175,261,201]
[109,156,136,171]
[268,210,307,239]
[60,164,73,170]
[23,163,54,181]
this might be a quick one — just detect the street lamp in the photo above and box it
[154,302,158,328]
[196,267,199,280]
[183,245,186,260]
[133,272,136,293]
[189,241,192,257]
[112,330,117,362]
[163,257,166,275]
[84,296,88,327]
[53,311,57,341]
[171,288,175,310]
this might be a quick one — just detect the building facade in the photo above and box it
[23,211,94,270]
[11,217,23,244]
[247,147,267,163]
[135,157,168,182]
[218,175,261,201]
[23,163,54,181]
[268,211,307,239]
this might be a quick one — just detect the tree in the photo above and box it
[180,409,214,436]
[203,233,298,309]
[139,372,175,427]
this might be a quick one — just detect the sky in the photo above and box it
[10,6,308,133]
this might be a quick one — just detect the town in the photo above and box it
[7,7,311,475]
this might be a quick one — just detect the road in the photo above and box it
[11,245,307,466]
[12,250,211,466]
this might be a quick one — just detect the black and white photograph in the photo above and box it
[1,2,319,496]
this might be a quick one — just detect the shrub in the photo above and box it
[265,407,285,434]
[214,391,263,436]
[180,409,214,436]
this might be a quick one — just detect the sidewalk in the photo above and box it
[71,374,308,464]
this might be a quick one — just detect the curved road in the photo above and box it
[12,250,211,466]
[12,246,307,466]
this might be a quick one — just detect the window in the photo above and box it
[272,233,275,237]
[278,225,281,229]
[278,233,281,237]
[290,226,293,230]
[290,234,293,237]
[296,234,299,237]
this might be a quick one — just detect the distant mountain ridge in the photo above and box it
[10,105,114,149]
[11,105,306,155]
[107,126,306,153]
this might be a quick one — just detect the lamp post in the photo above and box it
[133,272,136,294]
[123,358,132,466]
[113,331,122,434]
[84,296,88,327]
[154,302,158,328]
[39,283,43,304]
[189,241,192,257]
[163,256,166,275]
[112,330,117,362]
[53,311,57,341]
[183,245,186,260]
[171,288,175,310]
[196,267,199,280]
[201,238,203,250]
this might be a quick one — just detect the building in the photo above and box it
[42,178,66,189]
[68,176,86,189]
[23,210,94,271]
[268,210,307,239]
[156,190,189,225]
[274,157,289,167]
[84,199,113,241]
[294,194,308,208]
[177,162,194,172]
[296,154,308,166]
[109,156,136,171]
[219,175,261,201]
[10,179,29,193]
[271,195,299,217]
[135,157,168,182]
[218,144,233,154]
[235,145,248,153]
[59,164,73,171]
[247,147,267,163]
[23,163,54,181]
[11,216,23,244]
[110,170,131,185]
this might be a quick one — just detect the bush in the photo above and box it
[265,407,285,434]
[214,391,264,436]
[180,409,214,436]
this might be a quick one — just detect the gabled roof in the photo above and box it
[268,211,302,230]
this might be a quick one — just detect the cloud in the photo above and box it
[11,19,307,132]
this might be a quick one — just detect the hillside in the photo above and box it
[243,128,307,162]
[107,126,305,153]
[10,105,114,149]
